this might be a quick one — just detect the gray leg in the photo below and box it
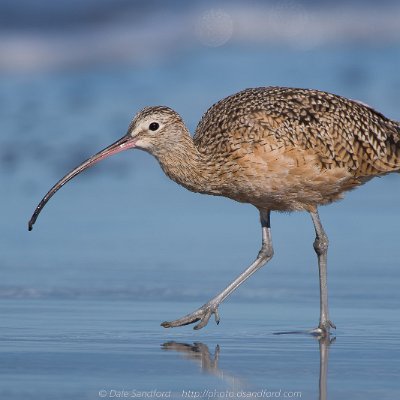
[162,209,274,330]
[309,209,336,334]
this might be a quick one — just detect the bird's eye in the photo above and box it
[149,122,159,131]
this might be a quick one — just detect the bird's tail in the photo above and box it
[361,120,400,175]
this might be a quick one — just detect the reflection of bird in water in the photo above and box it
[162,342,221,375]
[317,334,335,400]
[28,87,400,334]
[163,335,335,400]
[162,341,242,389]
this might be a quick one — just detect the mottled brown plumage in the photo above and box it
[146,87,400,212]
[29,86,400,334]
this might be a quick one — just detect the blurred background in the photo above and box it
[2,0,400,306]
[1,1,400,397]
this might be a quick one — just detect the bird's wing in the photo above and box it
[194,87,400,175]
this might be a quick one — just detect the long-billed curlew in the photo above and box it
[28,87,400,334]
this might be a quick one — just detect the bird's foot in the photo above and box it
[161,302,220,330]
[309,320,336,337]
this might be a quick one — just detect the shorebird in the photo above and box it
[29,87,400,334]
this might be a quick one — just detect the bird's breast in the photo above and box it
[206,144,356,211]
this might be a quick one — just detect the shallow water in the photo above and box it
[2,2,400,398]
[2,299,399,400]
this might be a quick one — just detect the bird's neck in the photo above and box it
[152,134,216,195]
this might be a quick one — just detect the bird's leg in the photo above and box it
[161,210,274,330]
[309,209,336,335]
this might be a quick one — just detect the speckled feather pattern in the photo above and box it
[141,87,400,212]
[195,87,400,174]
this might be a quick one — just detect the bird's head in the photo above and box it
[128,106,188,155]
[28,106,187,231]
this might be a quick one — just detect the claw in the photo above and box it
[309,319,336,337]
[214,308,220,325]
[161,304,220,330]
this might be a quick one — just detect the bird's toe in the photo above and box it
[161,304,220,330]
[328,320,336,329]
[193,311,212,330]
[161,314,201,328]
[309,319,336,337]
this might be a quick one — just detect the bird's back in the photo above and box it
[194,87,400,178]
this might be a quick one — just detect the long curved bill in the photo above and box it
[28,133,136,231]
